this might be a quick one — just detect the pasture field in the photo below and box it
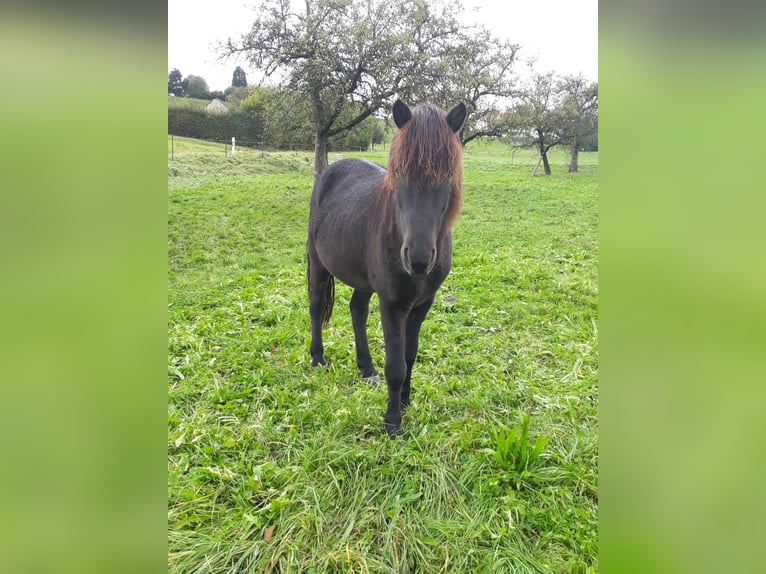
[168,136,598,573]
[168,96,212,110]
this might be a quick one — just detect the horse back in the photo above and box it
[311,159,384,209]
[308,159,388,290]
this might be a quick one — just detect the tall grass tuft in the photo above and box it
[494,414,550,488]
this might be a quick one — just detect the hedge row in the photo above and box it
[168,108,265,146]
[168,107,377,151]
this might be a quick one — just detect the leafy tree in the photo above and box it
[263,91,314,150]
[168,68,184,96]
[224,86,251,107]
[371,121,385,149]
[209,90,225,101]
[231,66,248,88]
[555,76,598,172]
[514,72,564,176]
[185,75,210,99]
[422,29,521,146]
[329,103,377,151]
[222,0,480,179]
[240,87,274,114]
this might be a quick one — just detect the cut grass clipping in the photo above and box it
[168,137,598,573]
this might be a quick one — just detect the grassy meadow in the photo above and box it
[168,136,598,573]
[168,96,213,110]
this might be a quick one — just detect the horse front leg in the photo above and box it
[349,289,378,381]
[401,296,435,410]
[379,300,408,437]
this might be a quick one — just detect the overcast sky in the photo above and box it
[168,0,597,93]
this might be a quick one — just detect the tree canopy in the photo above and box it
[555,75,598,172]
[168,68,184,96]
[185,75,210,99]
[507,72,598,175]
[231,66,248,88]
[421,28,520,145]
[513,72,565,175]
[174,0,600,175]
[222,0,517,178]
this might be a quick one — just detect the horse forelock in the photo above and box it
[378,104,463,230]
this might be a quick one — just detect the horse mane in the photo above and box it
[377,104,463,231]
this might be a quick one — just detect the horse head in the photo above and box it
[389,99,466,276]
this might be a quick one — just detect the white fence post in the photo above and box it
[231,137,236,155]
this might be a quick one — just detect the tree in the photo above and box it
[263,91,315,150]
[371,121,385,150]
[421,29,521,146]
[231,66,248,88]
[329,103,377,151]
[168,68,184,96]
[240,87,274,115]
[514,72,564,176]
[556,76,598,172]
[222,0,477,179]
[224,86,251,107]
[185,75,209,99]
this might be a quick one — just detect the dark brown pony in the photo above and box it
[307,100,466,436]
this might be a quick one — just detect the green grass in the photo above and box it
[168,96,212,110]
[168,136,598,573]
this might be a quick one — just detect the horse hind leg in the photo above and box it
[307,244,334,367]
[349,289,379,381]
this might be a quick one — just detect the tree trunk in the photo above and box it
[537,130,551,175]
[542,151,551,175]
[568,140,579,173]
[314,131,329,180]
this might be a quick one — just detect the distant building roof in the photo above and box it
[206,99,228,114]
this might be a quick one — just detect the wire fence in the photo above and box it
[167,134,388,161]
[168,135,285,161]
[167,133,596,172]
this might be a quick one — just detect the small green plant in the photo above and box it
[494,414,549,476]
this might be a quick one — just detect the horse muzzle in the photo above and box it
[401,245,436,276]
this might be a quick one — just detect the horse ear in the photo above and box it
[446,102,467,133]
[393,100,412,128]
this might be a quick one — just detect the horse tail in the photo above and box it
[323,275,335,327]
[306,241,335,328]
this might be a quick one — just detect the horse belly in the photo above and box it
[310,164,384,292]
[314,230,373,291]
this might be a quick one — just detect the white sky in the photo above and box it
[168,0,597,93]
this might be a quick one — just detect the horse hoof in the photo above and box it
[363,374,381,386]
[384,418,403,438]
